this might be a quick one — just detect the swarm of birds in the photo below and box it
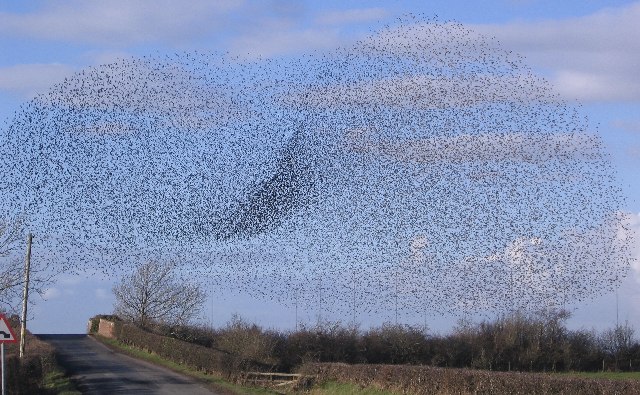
[0,17,634,321]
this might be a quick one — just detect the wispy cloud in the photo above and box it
[613,119,640,134]
[0,1,384,59]
[228,6,384,58]
[0,1,389,82]
[286,72,559,112]
[43,287,61,300]
[95,288,110,300]
[230,27,344,59]
[473,2,640,102]
[81,50,134,66]
[627,146,640,158]
[0,63,75,98]
[316,8,387,25]
[0,0,242,46]
[346,129,601,165]
[627,213,640,280]
[2,2,638,102]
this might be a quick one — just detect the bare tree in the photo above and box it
[0,257,24,310]
[113,261,206,327]
[600,321,635,371]
[0,217,57,313]
[0,216,23,256]
[0,216,27,312]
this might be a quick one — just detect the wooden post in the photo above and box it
[294,289,298,332]
[19,233,32,358]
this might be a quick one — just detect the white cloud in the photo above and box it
[0,1,385,61]
[612,119,640,134]
[553,70,640,102]
[81,50,134,66]
[316,8,387,25]
[628,213,640,280]
[228,6,388,58]
[408,234,429,263]
[287,72,557,110]
[0,63,75,98]
[0,0,242,46]
[346,129,601,165]
[53,274,84,286]
[472,236,551,295]
[455,212,638,311]
[231,27,344,59]
[627,146,640,159]
[472,2,640,102]
[43,287,61,300]
[95,288,109,300]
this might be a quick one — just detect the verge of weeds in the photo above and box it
[556,371,640,381]
[43,368,82,395]
[308,381,397,395]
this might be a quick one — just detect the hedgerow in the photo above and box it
[97,318,273,379]
[299,363,640,395]
[92,309,640,375]
[3,315,57,394]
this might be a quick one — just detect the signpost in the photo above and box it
[0,314,18,395]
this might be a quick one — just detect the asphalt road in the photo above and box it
[37,334,219,394]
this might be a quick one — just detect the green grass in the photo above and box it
[557,371,640,381]
[308,381,397,395]
[93,335,277,395]
[42,368,82,394]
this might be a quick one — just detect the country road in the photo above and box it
[37,334,219,394]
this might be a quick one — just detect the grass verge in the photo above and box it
[42,367,82,395]
[557,371,640,381]
[308,381,397,395]
[93,335,277,395]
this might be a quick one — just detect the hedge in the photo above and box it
[299,363,640,395]
[91,318,270,378]
[3,316,57,394]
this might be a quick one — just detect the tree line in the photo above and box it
[110,261,639,374]
[133,310,636,374]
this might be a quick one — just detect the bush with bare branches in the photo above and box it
[113,261,206,327]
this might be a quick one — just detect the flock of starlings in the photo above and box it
[0,18,634,323]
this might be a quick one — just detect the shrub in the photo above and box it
[214,315,279,373]
[3,315,57,394]
[101,319,272,379]
[110,320,230,374]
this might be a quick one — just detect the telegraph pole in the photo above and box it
[19,233,32,358]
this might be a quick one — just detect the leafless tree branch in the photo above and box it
[113,260,206,327]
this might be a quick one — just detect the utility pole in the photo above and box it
[616,289,619,328]
[19,233,32,358]
[294,290,298,332]
[394,278,398,326]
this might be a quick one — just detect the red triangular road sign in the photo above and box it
[0,314,18,344]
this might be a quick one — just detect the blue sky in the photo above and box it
[0,0,639,333]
